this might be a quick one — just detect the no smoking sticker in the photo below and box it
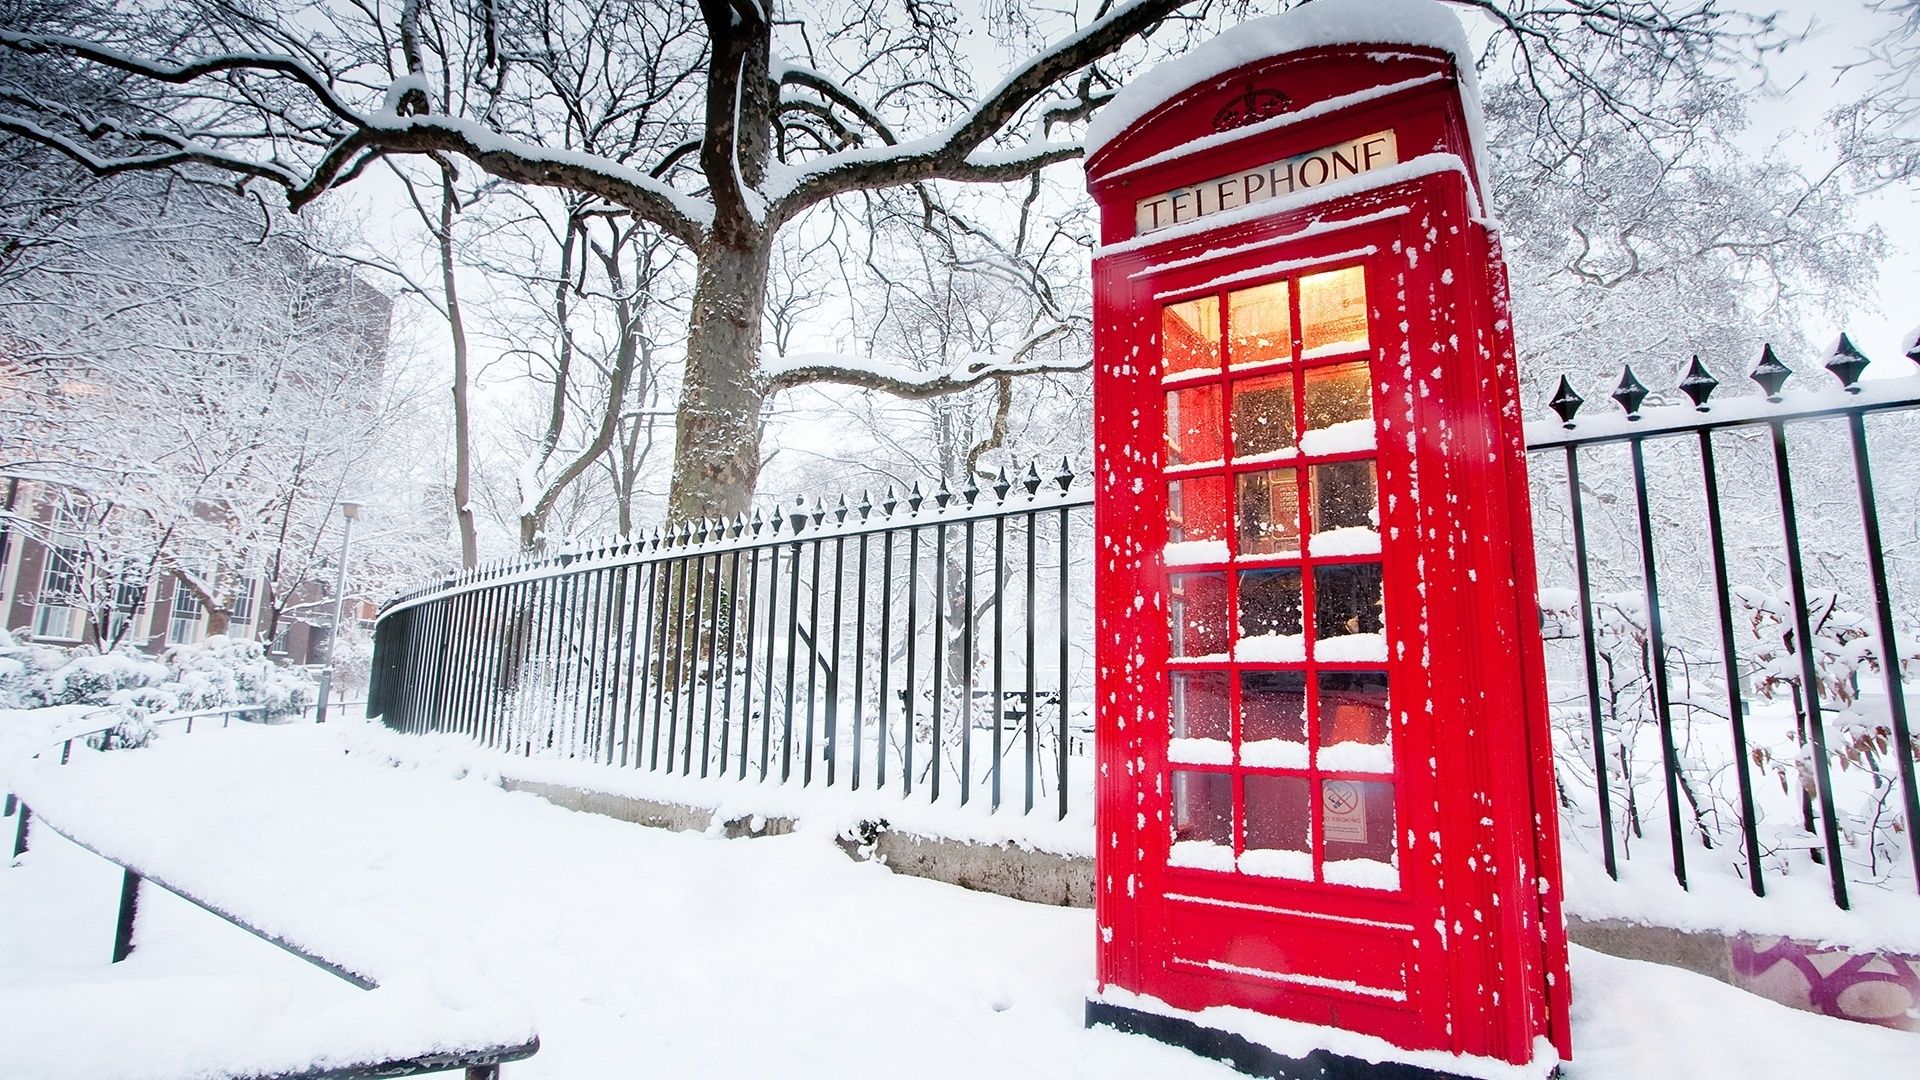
[1323,780,1368,844]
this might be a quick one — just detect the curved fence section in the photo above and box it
[371,463,1094,819]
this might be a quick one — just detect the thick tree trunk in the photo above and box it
[667,237,773,524]
[440,172,480,568]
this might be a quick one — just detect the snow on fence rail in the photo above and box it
[371,338,1920,912]
[370,461,1094,820]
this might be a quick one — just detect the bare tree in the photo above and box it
[0,0,1771,528]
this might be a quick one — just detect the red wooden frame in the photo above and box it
[1086,45,1571,1069]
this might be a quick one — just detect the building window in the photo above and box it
[31,542,85,641]
[106,575,148,643]
[231,578,257,628]
[270,622,292,656]
[168,583,205,645]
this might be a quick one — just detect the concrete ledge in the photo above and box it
[500,775,1919,1032]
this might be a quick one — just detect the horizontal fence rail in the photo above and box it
[371,462,1094,820]
[1527,339,1920,909]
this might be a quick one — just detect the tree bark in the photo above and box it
[668,235,772,524]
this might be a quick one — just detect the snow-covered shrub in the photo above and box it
[45,651,168,707]
[0,628,72,710]
[0,631,315,722]
[161,636,315,719]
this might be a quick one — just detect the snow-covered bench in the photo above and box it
[4,727,539,1080]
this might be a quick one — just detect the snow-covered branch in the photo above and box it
[761,322,1088,399]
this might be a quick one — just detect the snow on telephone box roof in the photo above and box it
[1084,0,1493,229]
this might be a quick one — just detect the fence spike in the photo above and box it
[1827,333,1870,393]
[934,478,952,509]
[857,490,873,520]
[992,466,1012,502]
[811,497,827,526]
[884,485,901,516]
[1612,366,1649,419]
[1548,375,1584,428]
[1751,344,1792,402]
[834,493,849,523]
[1056,456,1074,491]
[1023,460,1043,496]
[903,483,919,513]
[963,475,981,506]
[788,497,809,534]
[1678,355,1718,411]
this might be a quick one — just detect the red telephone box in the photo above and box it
[1083,7,1571,1077]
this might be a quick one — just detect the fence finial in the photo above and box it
[834,493,849,523]
[1612,366,1649,420]
[1056,456,1075,492]
[1679,355,1718,411]
[857,490,873,520]
[885,485,903,515]
[1023,460,1043,496]
[788,496,808,534]
[992,466,1012,502]
[1548,375,1583,428]
[903,483,919,513]
[934,477,952,509]
[1751,344,1792,402]
[962,475,981,507]
[1827,333,1870,393]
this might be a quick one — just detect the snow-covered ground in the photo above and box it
[2,723,1916,1078]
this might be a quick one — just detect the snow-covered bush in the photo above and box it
[0,632,315,721]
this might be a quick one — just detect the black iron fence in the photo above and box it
[370,462,1093,819]
[1527,338,1920,908]
[371,342,1920,910]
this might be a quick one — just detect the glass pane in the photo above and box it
[1230,374,1294,462]
[1313,563,1385,660]
[1227,280,1292,368]
[1309,460,1379,555]
[1317,671,1392,773]
[1170,671,1232,765]
[1321,778,1397,887]
[1238,568,1303,661]
[1302,361,1373,437]
[1163,297,1221,376]
[1241,671,1307,767]
[1169,572,1230,659]
[1167,385,1225,466]
[1242,774,1312,879]
[1299,266,1368,358]
[1168,475,1229,566]
[1236,468,1300,558]
[1171,770,1236,871]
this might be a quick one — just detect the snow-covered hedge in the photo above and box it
[0,630,315,720]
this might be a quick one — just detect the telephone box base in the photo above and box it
[1085,1000,1544,1080]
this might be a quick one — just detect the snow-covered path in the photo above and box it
[3,723,1916,1079]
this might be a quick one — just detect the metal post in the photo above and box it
[317,501,362,723]
[112,868,141,962]
[10,803,27,858]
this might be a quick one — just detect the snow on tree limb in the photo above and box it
[761,322,1089,399]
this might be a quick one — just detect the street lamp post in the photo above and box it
[316,500,362,723]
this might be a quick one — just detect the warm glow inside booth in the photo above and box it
[1081,3,1571,1076]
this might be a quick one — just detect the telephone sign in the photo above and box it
[1082,5,1571,1077]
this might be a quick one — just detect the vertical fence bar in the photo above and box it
[650,554,680,771]
[961,516,976,805]
[1697,431,1766,895]
[1564,444,1618,878]
[697,551,721,775]
[737,546,761,780]
[991,510,1006,811]
[1024,508,1038,815]
[1770,419,1850,908]
[1628,435,1690,889]
[783,536,802,782]
[803,536,823,785]
[851,530,869,791]
[826,531,847,788]
[762,540,782,781]
[629,560,661,768]
[682,553,708,775]
[1847,411,1920,893]
[1057,503,1072,821]
[929,520,945,802]
[877,527,896,791]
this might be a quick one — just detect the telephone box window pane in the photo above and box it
[1299,266,1369,359]
[1227,281,1292,369]
[1237,568,1304,661]
[1313,563,1385,660]
[1168,475,1230,565]
[1241,774,1312,879]
[1317,671,1392,773]
[1170,770,1236,871]
[1169,573,1230,659]
[1163,296,1222,376]
[1167,385,1225,466]
[1240,671,1307,768]
[1236,469,1300,558]
[1309,460,1379,556]
[1230,374,1295,461]
[1301,361,1373,447]
[1170,671,1232,765]
[1321,778,1398,887]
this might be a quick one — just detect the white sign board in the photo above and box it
[1134,130,1399,235]
[1322,780,1370,844]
